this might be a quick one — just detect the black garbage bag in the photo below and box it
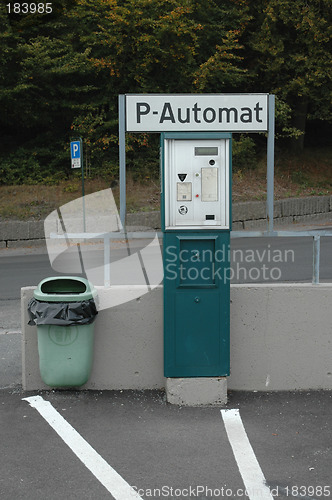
[28,298,98,326]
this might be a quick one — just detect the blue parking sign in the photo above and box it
[70,140,81,169]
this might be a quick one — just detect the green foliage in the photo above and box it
[96,160,119,183]
[126,134,160,182]
[193,31,248,91]
[232,135,256,171]
[250,0,331,97]
[248,0,332,145]
[0,149,46,185]
[0,145,70,185]
[274,96,304,140]
[0,0,331,185]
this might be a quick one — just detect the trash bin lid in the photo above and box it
[33,276,97,302]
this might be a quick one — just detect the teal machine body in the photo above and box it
[161,132,232,377]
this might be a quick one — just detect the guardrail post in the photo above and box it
[312,235,321,284]
[104,234,111,287]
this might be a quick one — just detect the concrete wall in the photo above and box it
[22,284,332,392]
[0,220,47,248]
[3,195,332,248]
[232,195,332,230]
[228,284,332,390]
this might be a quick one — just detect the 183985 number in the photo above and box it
[6,3,53,14]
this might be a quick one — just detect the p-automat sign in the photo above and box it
[126,94,268,133]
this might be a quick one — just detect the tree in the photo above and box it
[191,0,251,92]
[66,0,207,175]
[1,0,330,184]
[248,0,332,150]
[67,0,253,173]
[0,1,99,179]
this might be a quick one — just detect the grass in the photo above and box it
[232,147,332,203]
[0,176,161,220]
[0,147,331,220]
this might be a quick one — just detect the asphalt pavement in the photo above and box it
[0,388,331,499]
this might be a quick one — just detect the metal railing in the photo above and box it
[231,229,332,285]
[50,227,331,287]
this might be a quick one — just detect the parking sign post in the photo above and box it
[70,138,86,232]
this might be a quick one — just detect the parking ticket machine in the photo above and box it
[161,132,231,377]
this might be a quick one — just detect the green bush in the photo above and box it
[0,150,43,185]
[0,144,73,185]
[126,134,160,183]
[96,160,119,183]
[232,135,257,171]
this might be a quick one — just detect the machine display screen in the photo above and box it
[195,147,218,156]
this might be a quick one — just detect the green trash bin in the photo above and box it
[27,276,98,388]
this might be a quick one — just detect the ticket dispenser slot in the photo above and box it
[201,167,218,202]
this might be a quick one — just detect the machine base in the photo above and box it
[165,377,227,406]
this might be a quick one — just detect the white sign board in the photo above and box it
[71,158,81,169]
[126,94,268,132]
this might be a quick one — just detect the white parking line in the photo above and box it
[0,329,21,335]
[23,395,143,500]
[221,409,274,500]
